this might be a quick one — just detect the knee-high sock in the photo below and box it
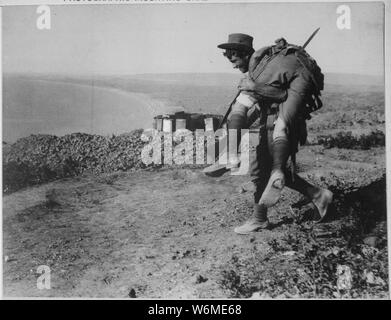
[228,113,246,145]
[253,203,268,221]
[227,112,247,163]
[253,176,269,203]
[271,136,290,172]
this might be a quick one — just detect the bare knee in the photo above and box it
[272,117,287,140]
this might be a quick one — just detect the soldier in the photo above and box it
[213,33,333,234]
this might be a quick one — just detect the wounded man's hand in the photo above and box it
[238,77,256,91]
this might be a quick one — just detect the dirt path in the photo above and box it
[2,146,387,298]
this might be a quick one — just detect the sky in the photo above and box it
[2,2,385,76]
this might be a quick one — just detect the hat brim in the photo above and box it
[217,43,252,51]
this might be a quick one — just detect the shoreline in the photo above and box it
[3,77,182,144]
[31,77,175,118]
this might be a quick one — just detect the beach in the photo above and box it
[2,76,173,143]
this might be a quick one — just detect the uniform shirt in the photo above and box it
[248,45,313,103]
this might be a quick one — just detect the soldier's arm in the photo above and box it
[252,82,287,102]
[238,77,287,103]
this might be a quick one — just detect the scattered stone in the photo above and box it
[250,237,255,243]
[363,270,386,286]
[128,288,137,298]
[103,276,111,285]
[332,291,341,298]
[249,292,261,299]
[182,250,191,258]
[195,275,208,284]
[363,236,378,248]
[332,247,340,256]
[4,256,9,262]
[250,291,272,299]
[336,265,353,291]
[361,246,378,258]
[314,230,334,238]
[282,251,296,256]
[364,271,375,285]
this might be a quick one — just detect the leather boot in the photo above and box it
[259,169,285,207]
[202,162,229,177]
[234,204,269,234]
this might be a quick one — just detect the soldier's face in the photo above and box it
[223,49,250,73]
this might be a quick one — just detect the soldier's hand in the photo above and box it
[238,77,256,91]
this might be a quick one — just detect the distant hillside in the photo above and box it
[324,73,383,87]
[5,71,383,89]
[129,73,242,87]
[129,72,383,89]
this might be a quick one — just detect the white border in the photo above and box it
[0,6,3,301]
[0,0,388,5]
[0,0,389,300]
[385,0,390,301]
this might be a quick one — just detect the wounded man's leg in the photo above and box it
[259,116,290,207]
[271,117,291,172]
[285,171,333,222]
[259,88,305,207]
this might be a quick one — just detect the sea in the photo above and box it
[2,76,163,143]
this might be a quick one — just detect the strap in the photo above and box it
[266,113,278,131]
[290,153,296,183]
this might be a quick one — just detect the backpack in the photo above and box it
[294,47,324,118]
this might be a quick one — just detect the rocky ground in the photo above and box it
[3,145,387,298]
[2,86,388,299]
